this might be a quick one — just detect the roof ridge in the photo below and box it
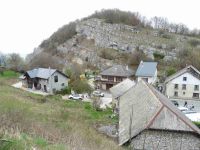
[145,82,200,134]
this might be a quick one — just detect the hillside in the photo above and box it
[26,9,200,74]
[0,75,122,150]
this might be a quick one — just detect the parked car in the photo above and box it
[68,94,83,100]
[92,90,104,97]
[171,100,179,107]
[178,106,189,112]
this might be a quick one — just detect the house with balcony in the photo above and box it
[95,65,134,90]
[165,65,200,100]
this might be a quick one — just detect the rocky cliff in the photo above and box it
[27,18,197,70]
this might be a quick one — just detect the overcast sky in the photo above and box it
[0,0,200,57]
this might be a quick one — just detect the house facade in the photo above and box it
[165,65,200,99]
[22,68,69,94]
[95,65,134,90]
[135,61,157,84]
[118,80,200,149]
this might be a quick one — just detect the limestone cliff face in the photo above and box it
[75,18,183,60]
[27,18,191,69]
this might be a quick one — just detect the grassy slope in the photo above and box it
[0,74,122,150]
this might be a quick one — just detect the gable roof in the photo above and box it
[165,65,200,83]
[118,80,200,145]
[100,65,134,77]
[110,79,135,99]
[25,68,68,79]
[135,61,157,77]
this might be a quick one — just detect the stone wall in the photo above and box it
[131,129,200,150]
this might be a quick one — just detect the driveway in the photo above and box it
[12,81,49,96]
[100,91,112,109]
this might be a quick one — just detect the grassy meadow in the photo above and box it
[0,72,122,150]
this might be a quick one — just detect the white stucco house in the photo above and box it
[135,61,157,84]
[165,65,200,100]
[21,68,69,94]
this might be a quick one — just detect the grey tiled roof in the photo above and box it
[135,61,157,77]
[110,78,135,98]
[118,80,200,145]
[26,68,57,79]
[100,65,134,77]
[165,65,200,83]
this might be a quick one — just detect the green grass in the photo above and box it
[0,77,122,150]
[0,70,20,78]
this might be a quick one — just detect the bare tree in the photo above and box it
[6,53,24,71]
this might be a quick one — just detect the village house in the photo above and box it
[110,78,135,113]
[135,61,157,84]
[165,65,200,100]
[117,80,200,149]
[95,65,134,90]
[21,68,69,94]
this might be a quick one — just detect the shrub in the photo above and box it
[153,52,165,60]
[99,49,117,60]
[193,121,200,128]
[188,39,200,47]
[166,67,176,76]
[162,34,171,39]
[56,86,72,95]
[70,79,92,94]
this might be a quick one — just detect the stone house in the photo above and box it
[118,80,200,149]
[21,68,69,94]
[165,65,200,100]
[110,78,135,113]
[95,65,134,90]
[135,61,158,84]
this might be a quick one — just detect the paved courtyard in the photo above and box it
[171,98,200,112]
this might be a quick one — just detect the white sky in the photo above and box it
[0,0,200,57]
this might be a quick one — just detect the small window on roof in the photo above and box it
[183,77,187,81]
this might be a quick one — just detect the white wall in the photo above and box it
[171,72,200,85]
[137,69,157,84]
[48,71,68,93]
[165,72,200,99]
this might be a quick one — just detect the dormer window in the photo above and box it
[183,77,187,81]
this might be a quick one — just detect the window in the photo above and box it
[174,84,178,89]
[183,77,187,81]
[108,76,114,81]
[54,76,58,82]
[182,84,186,90]
[61,83,65,86]
[174,92,178,97]
[116,77,123,82]
[102,75,107,79]
[193,93,199,98]
[194,85,199,91]
[183,92,185,95]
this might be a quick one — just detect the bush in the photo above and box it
[99,48,117,60]
[166,67,176,76]
[193,121,200,128]
[162,34,171,39]
[70,79,92,94]
[153,52,165,60]
[188,39,200,47]
[56,86,72,95]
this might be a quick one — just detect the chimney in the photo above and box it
[126,65,129,70]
